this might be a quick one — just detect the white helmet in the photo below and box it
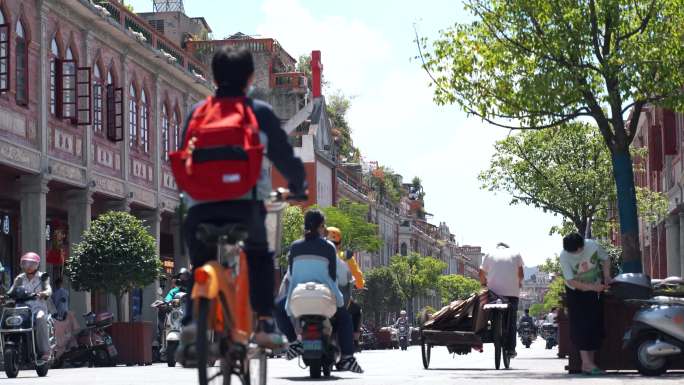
[400,310,407,316]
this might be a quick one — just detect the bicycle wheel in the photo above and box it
[197,299,229,385]
[493,313,502,370]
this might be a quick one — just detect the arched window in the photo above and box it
[62,46,76,120]
[140,89,149,153]
[161,104,169,160]
[49,37,60,115]
[174,108,181,150]
[129,84,137,147]
[15,20,27,105]
[401,242,408,256]
[93,65,103,133]
[0,10,8,93]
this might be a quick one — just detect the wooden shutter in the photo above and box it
[0,24,8,93]
[60,60,77,119]
[77,67,92,125]
[106,85,124,142]
[663,109,677,155]
[649,124,663,172]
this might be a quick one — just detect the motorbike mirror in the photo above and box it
[40,273,49,282]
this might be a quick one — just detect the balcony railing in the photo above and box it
[272,72,308,92]
[91,0,208,79]
[186,38,296,73]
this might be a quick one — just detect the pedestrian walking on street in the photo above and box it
[479,242,524,358]
[559,233,612,376]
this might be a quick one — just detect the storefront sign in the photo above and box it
[2,215,8,235]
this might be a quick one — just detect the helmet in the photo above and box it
[400,310,407,316]
[327,227,342,244]
[20,252,40,272]
[178,267,190,277]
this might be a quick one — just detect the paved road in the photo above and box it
[3,339,684,384]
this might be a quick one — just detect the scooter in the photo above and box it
[289,282,340,379]
[150,291,186,367]
[397,324,410,350]
[518,321,537,348]
[53,311,117,368]
[620,274,684,376]
[541,322,558,349]
[0,282,55,378]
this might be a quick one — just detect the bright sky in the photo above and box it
[128,0,562,266]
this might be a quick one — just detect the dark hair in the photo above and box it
[524,309,529,314]
[211,46,255,90]
[563,232,584,253]
[55,278,63,287]
[304,209,325,239]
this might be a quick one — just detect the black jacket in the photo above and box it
[288,236,338,281]
[181,87,306,195]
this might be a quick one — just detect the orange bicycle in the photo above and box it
[191,190,299,385]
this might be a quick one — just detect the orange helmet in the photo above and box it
[326,227,342,244]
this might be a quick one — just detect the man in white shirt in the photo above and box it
[479,242,525,357]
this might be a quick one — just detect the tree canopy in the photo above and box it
[479,122,667,237]
[438,274,481,305]
[67,211,161,320]
[319,199,382,253]
[278,205,305,267]
[421,0,684,270]
[357,266,404,326]
[390,253,447,320]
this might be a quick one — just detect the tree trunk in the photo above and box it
[611,150,642,273]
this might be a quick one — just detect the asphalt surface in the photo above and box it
[2,338,683,384]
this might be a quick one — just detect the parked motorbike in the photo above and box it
[53,311,117,368]
[618,274,684,376]
[358,325,376,351]
[0,282,55,378]
[289,282,339,379]
[541,322,558,349]
[150,291,186,367]
[518,321,537,348]
[397,324,410,350]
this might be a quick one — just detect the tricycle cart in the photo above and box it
[419,290,513,370]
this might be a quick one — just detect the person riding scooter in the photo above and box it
[394,310,409,328]
[7,252,52,363]
[326,227,365,349]
[276,209,363,373]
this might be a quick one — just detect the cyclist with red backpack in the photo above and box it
[170,46,307,349]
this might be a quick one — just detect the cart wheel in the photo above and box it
[493,313,502,370]
[421,339,431,369]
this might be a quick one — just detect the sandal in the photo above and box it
[582,367,605,376]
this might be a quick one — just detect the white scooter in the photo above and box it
[617,274,684,376]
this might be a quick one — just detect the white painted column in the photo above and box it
[65,189,94,325]
[19,175,49,270]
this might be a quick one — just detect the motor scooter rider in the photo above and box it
[165,268,190,303]
[326,227,365,348]
[274,209,363,373]
[518,308,535,334]
[394,310,409,327]
[7,252,52,363]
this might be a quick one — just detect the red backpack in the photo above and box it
[170,96,264,201]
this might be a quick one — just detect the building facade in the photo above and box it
[0,0,211,323]
[631,105,684,278]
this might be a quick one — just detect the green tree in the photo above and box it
[321,199,382,254]
[67,211,161,321]
[539,255,562,276]
[278,206,305,267]
[357,266,403,325]
[327,92,360,163]
[390,253,447,322]
[421,0,684,272]
[438,274,481,305]
[542,278,566,313]
[528,303,544,317]
[479,122,667,238]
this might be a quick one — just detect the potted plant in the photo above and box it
[67,211,161,365]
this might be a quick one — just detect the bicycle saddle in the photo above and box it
[195,223,249,244]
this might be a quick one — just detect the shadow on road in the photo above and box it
[276,375,348,382]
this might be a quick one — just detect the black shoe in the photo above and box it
[286,341,303,360]
[508,349,517,358]
[337,356,364,373]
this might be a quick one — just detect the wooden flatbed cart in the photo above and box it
[419,290,514,370]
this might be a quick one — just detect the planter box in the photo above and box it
[565,294,684,373]
[110,321,153,366]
